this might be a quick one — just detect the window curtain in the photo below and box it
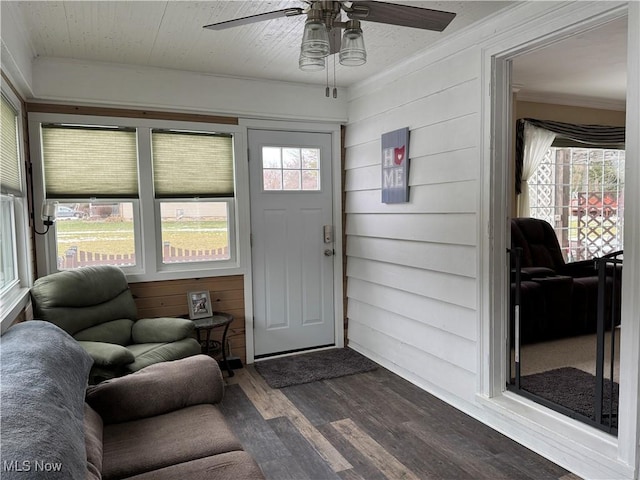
[514,118,625,217]
[516,121,556,217]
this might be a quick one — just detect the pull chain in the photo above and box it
[333,55,337,98]
[325,58,330,97]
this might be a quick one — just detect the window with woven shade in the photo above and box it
[1,88,31,330]
[39,124,139,270]
[30,113,240,277]
[1,94,21,293]
[151,129,235,265]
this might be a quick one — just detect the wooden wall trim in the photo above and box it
[129,275,247,364]
[26,102,239,125]
[1,71,23,101]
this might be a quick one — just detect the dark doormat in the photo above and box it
[255,347,378,389]
[521,367,618,422]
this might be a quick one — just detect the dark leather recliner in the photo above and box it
[510,217,616,342]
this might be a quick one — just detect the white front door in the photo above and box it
[249,129,335,357]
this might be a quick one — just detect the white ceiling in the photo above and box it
[512,15,628,108]
[5,1,628,105]
[10,1,509,87]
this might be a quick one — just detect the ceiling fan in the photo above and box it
[203,1,456,71]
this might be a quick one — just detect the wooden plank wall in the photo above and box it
[344,46,481,405]
[129,275,247,364]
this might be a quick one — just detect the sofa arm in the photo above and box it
[86,355,223,424]
[132,317,194,343]
[78,340,135,366]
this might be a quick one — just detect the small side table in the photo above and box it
[192,312,234,377]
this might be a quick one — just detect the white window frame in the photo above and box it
[479,3,638,478]
[1,195,20,291]
[29,113,246,282]
[48,198,143,273]
[154,197,237,272]
[260,145,323,192]
[0,88,32,334]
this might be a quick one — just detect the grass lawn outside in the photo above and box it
[55,219,229,258]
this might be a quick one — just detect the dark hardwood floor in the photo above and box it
[219,365,581,480]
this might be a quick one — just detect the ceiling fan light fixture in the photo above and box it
[339,20,366,66]
[301,13,330,58]
[299,52,326,71]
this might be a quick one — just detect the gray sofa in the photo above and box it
[1,321,264,480]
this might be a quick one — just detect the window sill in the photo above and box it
[0,287,31,334]
[475,391,632,479]
[125,264,245,284]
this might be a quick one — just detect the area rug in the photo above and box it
[255,347,378,389]
[521,367,618,421]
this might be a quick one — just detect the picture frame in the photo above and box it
[187,291,213,319]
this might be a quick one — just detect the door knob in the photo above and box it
[324,249,334,256]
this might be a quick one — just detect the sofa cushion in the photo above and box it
[132,317,194,343]
[122,451,264,480]
[0,321,93,480]
[75,319,134,345]
[101,404,243,480]
[84,404,104,480]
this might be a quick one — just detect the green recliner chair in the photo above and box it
[30,265,202,383]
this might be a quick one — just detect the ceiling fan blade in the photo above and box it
[329,28,341,55]
[203,8,304,30]
[347,1,456,32]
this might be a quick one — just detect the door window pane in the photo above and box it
[283,170,301,190]
[159,201,230,264]
[262,147,282,168]
[302,170,319,190]
[263,169,282,190]
[282,148,301,169]
[301,148,319,169]
[55,202,136,270]
[262,147,321,191]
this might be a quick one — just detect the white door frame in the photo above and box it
[240,118,344,364]
[479,2,640,478]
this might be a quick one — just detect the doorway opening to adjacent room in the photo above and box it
[488,11,628,435]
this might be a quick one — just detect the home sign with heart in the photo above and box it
[381,127,410,204]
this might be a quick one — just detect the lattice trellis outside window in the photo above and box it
[528,147,625,261]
